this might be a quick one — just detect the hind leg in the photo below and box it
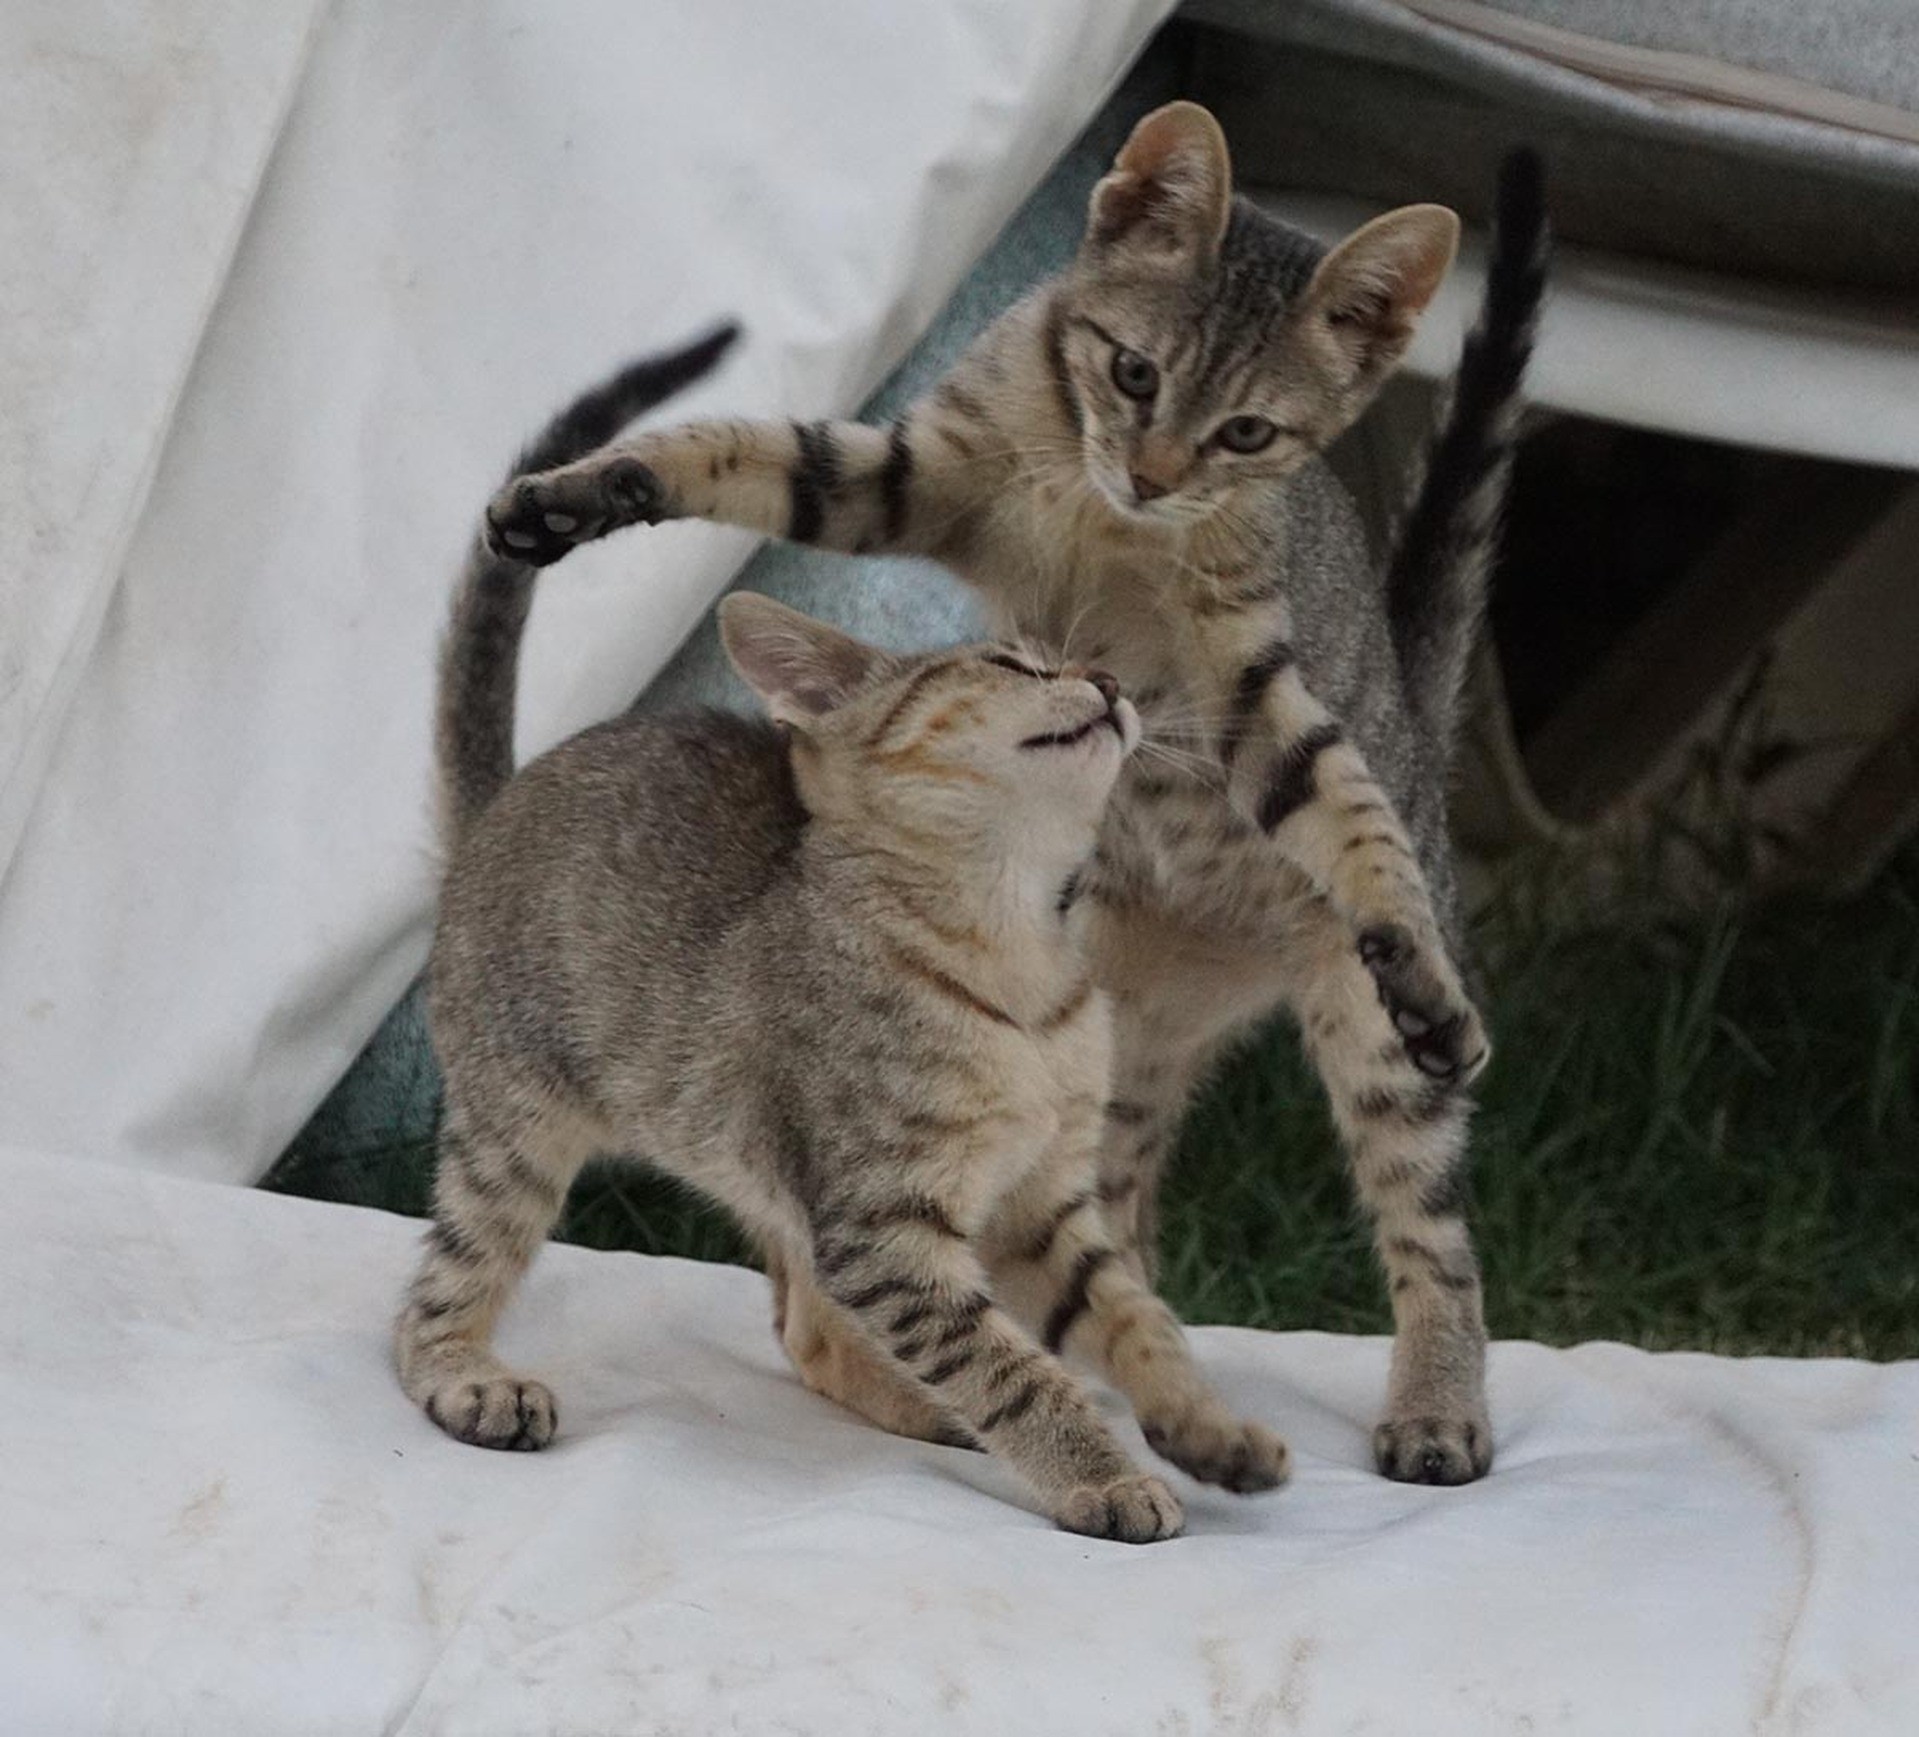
[1097,1019,1224,1287]
[393,1093,599,1450]
[1087,902,1280,1286]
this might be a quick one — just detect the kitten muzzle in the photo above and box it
[1019,696,1132,752]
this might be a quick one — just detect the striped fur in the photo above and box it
[1387,148,1551,746]
[482,105,1543,1486]
[403,447,1290,1535]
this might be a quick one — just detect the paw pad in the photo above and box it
[1356,924,1485,1086]
[600,456,665,520]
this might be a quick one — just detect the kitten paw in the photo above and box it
[423,1376,557,1451]
[1373,1410,1492,1485]
[1055,1472,1184,1543]
[1142,1412,1290,1494]
[1356,923,1490,1086]
[484,457,668,566]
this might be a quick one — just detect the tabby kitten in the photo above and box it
[396,330,1290,1542]
[485,107,1548,1484]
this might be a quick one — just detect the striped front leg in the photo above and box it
[1287,906,1492,1483]
[985,1171,1290,1496]
[1206,617,1488,1088]
[767,1249,971,1446]
[485,409,986,566]
[807,1209,1181,1542]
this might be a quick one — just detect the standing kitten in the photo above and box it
[396,334,1290,1541]
[486,109,1548,1483]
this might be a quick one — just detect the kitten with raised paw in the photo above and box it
[396,334,1289,1540]
[488,111,1550,1485]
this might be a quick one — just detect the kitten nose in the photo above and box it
[1086,669,1120,707]
[1129,471,1170,503]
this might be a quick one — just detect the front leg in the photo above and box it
[1286,903,1493,1484]
[807,1204,1181,1543]
[984,1163,1290,1497]
[765,1247,972,1447]
[1203,616,1489,1087]
[485,403,992,566]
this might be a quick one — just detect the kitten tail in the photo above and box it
[1385,148,1549,749]
[435,322,740,843]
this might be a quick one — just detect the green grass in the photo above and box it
[269,845,1919,1358]
[1164,846,1919,1355]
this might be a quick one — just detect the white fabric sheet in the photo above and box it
[0,0,1171,1186]
[4,1142,1913,1736]
[0,0,324,880]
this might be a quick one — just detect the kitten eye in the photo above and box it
[1109,349,1159,401]
[983,651,1053,679]
[1215,415,1279,455]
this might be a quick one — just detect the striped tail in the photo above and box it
[1386,148,1549,747]
[434,322,739,844]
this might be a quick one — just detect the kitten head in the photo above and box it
[720,593,1137,875]
[1056,100,1458,527]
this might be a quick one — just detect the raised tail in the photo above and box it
[435,322,739,844]
[1386,148,1549,747]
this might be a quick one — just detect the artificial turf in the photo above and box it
[267,844,1919,1358]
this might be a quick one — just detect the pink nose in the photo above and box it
[1130,472,1170,503]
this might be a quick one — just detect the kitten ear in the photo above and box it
[1085,101,1232,266]
[1301,204,1460,384]
[720,593,883,724]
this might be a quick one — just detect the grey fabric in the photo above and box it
[1182,0,1919,293]
[270,44,1182,1183]
[1471,0,1917,110]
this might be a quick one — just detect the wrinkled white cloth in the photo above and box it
[0,0,325,885]
[0,0,1171,1187]
[3,1142,1913,1736]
